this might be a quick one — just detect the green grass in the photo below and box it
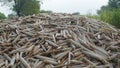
[86,9,120,29]
[99,9,120,28]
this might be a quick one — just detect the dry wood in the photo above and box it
[0,13,120,68]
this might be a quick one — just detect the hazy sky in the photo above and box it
[0,0,108,16]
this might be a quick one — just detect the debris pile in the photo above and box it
[0,13,120,68]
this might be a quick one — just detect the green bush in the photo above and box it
[0,12,6,19]
[99,9,120,28]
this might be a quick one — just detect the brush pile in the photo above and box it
[0,13,120,68]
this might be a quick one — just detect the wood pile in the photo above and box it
[0,13,120,68]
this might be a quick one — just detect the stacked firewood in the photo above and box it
[0,13,120,68]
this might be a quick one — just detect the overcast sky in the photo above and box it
[0,0,108,16]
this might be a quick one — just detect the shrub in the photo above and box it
[99,9,120,28]
[0,12,6,19]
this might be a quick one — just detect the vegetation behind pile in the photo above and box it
[98,0,120,28]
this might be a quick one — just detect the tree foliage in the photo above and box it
[108,0,120,8]
[98,0,120,13]
[16,0,40,16]
[0,12,6,19]
[0,0,41,16]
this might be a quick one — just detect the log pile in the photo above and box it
[0,13,120,68]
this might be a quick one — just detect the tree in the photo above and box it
[98,0,120,13]
[15,0,40,16]
[0,0,41,16]
[0,12,6,19]
[108,0,120,8]
[97,6,109,14]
